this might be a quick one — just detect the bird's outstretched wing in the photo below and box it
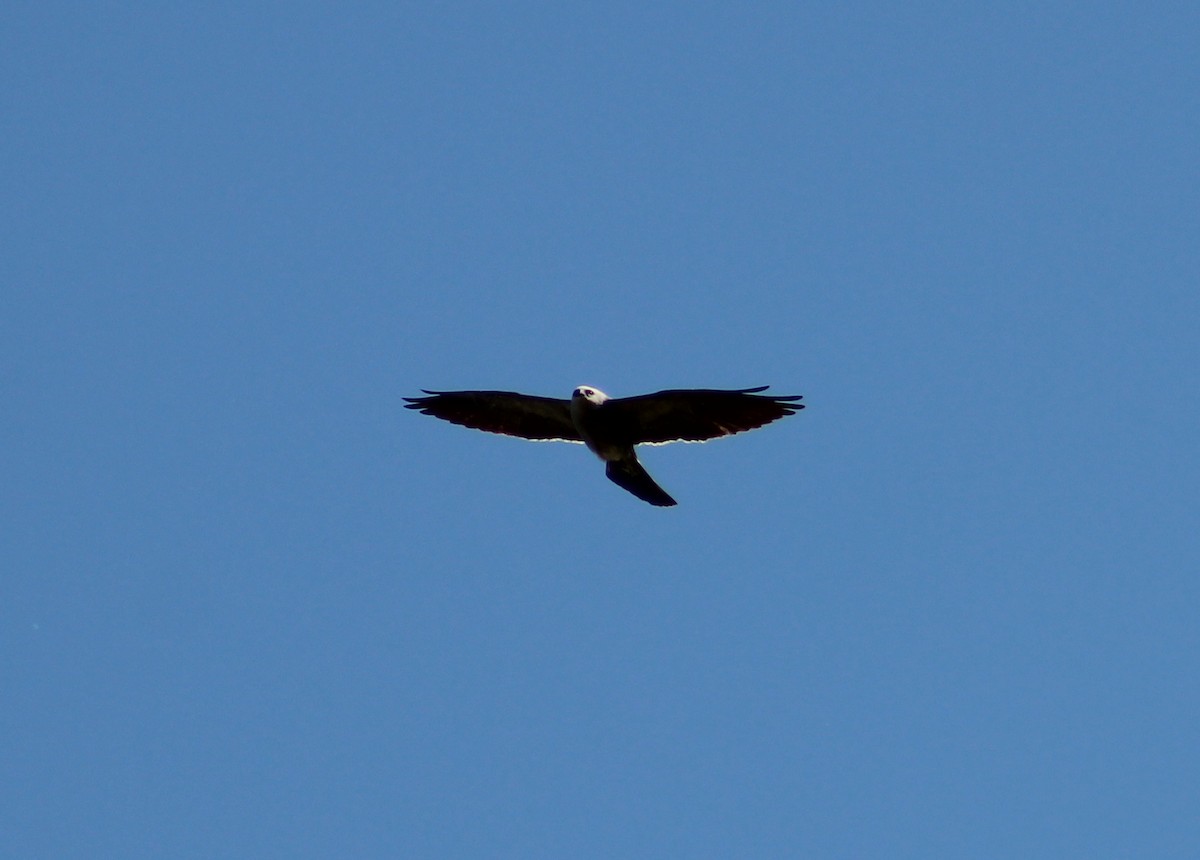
[403,390,581,442]
[606,386,804,445]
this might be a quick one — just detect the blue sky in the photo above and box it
[4,3,1198,857]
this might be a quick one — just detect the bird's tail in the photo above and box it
[605,458,677,507]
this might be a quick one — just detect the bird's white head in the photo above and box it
[572,385,609,405]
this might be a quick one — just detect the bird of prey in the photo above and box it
[404,385,804,507]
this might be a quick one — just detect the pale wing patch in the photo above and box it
[639,436,730,446]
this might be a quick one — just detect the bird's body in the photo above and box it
[404,385,804,506]
[570,386,624,460]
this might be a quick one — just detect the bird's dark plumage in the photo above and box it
[404,385,804,506]
[605,459,677,507]
[605,386,803,445]
[402,389,580,442]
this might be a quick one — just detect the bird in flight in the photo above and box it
[404,385,804,506]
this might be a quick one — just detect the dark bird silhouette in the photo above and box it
[404,385,804,506]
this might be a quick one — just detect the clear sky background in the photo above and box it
[4,3,1198,857]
